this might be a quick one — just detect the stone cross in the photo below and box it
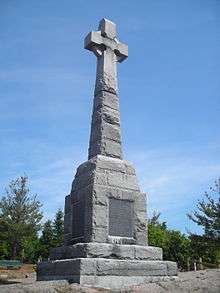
[84,18,128,95]
[37,19,178,286]
[85,19,128,160]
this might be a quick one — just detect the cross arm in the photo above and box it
[84,25,128,62]
[84,31,104,57]
[114,42,128,63]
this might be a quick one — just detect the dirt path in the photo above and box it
[0,269,220,292]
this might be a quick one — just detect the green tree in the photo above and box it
[189,234,220,264]
[188,179,220,240]
[165,230,191,269]
[22,235,41,263]
[148,221,168,249]
[148,212,191,270]
[39,220,54,259]
[39,209,64,259]
[188,179,220,264]
[149,211,162,225]
[0,218,10,259]
[0,176,43,259]
[53,209,64,247]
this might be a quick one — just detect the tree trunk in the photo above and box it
[12,242,17,259]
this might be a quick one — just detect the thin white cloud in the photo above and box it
[27,141,219,228]
[126,142,220,232]
[1,138,219,232]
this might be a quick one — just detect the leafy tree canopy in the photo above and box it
[0,176,43,259]
[188,179,220,264]
[39,220,54,259]
[188,179,220,241]
[148,212,191,270]
[53,209,64,247]
[39,209,64,259]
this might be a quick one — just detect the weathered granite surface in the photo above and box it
[85,19,128,96]
[50,243,162,260]
[37,258,177,286]
[64,155,147,246]
[36,18,178,288]
[2,270,220,292]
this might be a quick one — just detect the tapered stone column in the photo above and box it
[85,19,128,160]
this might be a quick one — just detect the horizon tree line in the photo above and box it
[0,175,219,270]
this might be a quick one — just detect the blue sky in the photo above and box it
[0,0,219,234]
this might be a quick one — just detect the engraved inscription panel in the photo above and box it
[72,200,85,238]
[109,198,134,237]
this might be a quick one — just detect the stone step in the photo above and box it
[37,258,178,289]
[50,243,163,261]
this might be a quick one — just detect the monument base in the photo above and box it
[37,243,177,289]
[49,243,163,261]
[37,257,177,289]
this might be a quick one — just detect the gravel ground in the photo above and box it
[0,269,219,293]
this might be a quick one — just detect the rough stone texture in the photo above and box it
[50,243,162,261]
[36,18,178,287]
[37,258,177,285]
[64,155,147,246]
[1,270,220,292]
[89,91,122,160]
[85,18,128,160]
[84,18,128,97]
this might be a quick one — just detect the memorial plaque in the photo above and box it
[109,198,134,237]
[72,200,85,238]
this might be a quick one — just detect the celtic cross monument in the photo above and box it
[37,19,177,289]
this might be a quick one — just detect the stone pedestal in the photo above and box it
[37,155,178,289]
[37,259,177,290]
[64,155,148,246]
[37,243,177,289]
